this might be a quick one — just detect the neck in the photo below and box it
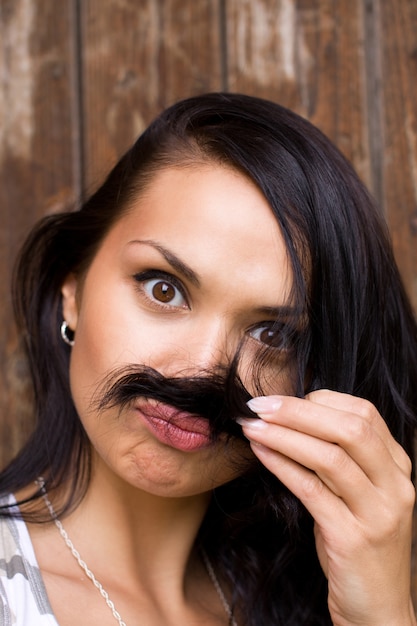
[26,470,235,625]
[53,459,212,601]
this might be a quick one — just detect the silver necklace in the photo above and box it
[35,478,237,626]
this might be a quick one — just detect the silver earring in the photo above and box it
[60,321,75,346]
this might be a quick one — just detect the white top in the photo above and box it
[0,496,58,626]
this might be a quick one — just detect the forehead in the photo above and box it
[121,164,284,249]
[92,164,293,302]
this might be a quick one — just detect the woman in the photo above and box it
[1,92,417,625]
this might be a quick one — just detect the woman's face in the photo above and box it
[62,164,294,498]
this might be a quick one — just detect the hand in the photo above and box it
[238,390,417,625]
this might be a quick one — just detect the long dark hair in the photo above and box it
[2,93,417,625]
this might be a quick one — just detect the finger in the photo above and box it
[247,393,412,481]
[247,427,415,541]
[306,390,410,474]
[240,419,391,516]
[248,441,350,528]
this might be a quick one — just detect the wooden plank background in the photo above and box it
[0,0,81,457]
[1,0,417,591]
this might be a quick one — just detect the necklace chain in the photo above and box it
[201,549,238,626]
[35,478,237,626]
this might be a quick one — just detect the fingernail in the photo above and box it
[247,396,282,415]
[235,417,267,430]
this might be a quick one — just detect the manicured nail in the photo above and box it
[235,417,267,430]
[247,396,282,415]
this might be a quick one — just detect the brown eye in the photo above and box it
[258,328,277,346]
[142,277,187,308]
[249,323,290,350]
[152,281,175,302]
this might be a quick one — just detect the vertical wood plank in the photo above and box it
[225,0,372,187]
[378,0,417,310]
[80,0,223,195]
[377,0,417,599]
[0,0,80,467]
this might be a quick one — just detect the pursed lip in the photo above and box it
[134,400,212,451]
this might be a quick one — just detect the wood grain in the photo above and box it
[0,0,81,467]
[80,0,223,195]
[378,0,417,309]
[225,0,372,187]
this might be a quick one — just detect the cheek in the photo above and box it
[72,278,147,369]
[68,292,141,414]
[67,289,178,418]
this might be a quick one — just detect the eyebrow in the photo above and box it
[253,304,300,320]
[128,239,300,321]
[127,239,201,287]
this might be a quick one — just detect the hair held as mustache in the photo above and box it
[93,365,258,441]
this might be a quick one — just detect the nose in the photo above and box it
[165,318,235,376]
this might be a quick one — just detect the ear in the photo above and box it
[61,273,79,331]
